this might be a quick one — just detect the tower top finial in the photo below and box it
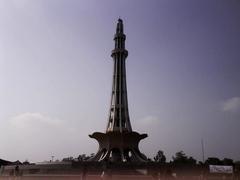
[116,18,123,34]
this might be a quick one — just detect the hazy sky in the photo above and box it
[1,0,240,163]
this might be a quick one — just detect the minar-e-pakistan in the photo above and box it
[89,19,148,162]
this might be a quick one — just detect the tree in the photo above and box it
[78,154,87,161]
[62,157,73,162]
[22,160,30,165]
[148,158,153,162]
[235,161,240,165]
[77,153,95,161]
[222,158,234,165]
[205,157,222,165]
[172,151,196,165]
[172,151,188,164]
[154,150,166,163]
[188,156,197,165]
[89,153,95,159]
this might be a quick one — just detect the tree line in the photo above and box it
[151,150,239,166]
[61,150,239,166]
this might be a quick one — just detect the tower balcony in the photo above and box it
[114,33,126,40]
[111,49,128,58]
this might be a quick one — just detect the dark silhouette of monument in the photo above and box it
[89,19,148,162]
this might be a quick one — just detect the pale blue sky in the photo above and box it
[0,0,240,162]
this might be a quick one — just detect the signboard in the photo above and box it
[209,165,233,174]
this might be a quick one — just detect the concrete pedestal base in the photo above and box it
[89,131,148,162]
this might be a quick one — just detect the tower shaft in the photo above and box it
[107,19,132,132]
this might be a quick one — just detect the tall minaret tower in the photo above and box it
[107,19,132,133]
[89,19,147,162]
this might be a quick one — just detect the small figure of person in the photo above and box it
[14,165,19,176]
[101,169,112,180]
[81,165,87,180]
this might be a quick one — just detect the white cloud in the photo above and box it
[138,115,160,125]
[222,97,240,113]
[1,112,86,162]
[10,112,63,129]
